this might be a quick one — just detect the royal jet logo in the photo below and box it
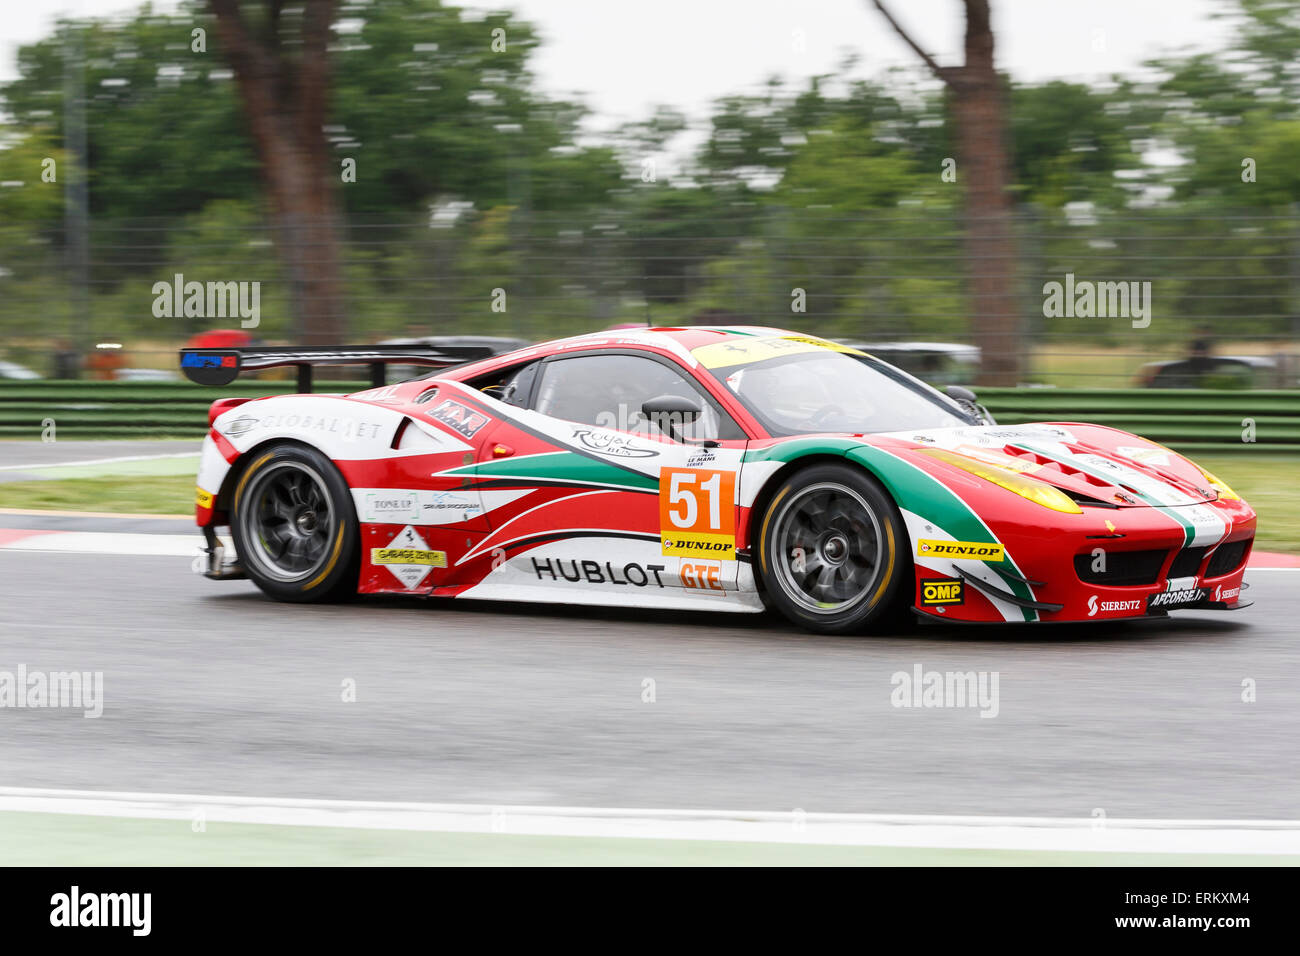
[572,428,658,458]
[916,539,1005,562]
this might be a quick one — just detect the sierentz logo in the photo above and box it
[1087,594,1143,617]
[916,539,1005,562]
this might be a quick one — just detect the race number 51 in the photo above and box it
[660,467,737,560]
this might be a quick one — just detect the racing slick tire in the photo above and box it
[757,463,910,634]
[229,442,360,603]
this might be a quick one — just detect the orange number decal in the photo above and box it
[660,468,736,561]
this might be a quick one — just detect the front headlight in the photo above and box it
[921,448,1083,514]
[1197,468,1240,501]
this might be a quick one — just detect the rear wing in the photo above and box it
[178,344,496,391]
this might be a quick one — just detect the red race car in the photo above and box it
[183,327,1255,633]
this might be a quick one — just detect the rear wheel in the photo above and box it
[230,443,359,602]
[757,463,909,634]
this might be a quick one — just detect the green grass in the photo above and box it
[0,811,1294,866]
[0,474,193,514]
[1193,455,1298,555]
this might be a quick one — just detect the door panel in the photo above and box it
[434,354,753,601]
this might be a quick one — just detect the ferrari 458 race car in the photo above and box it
[182,327,1255,634]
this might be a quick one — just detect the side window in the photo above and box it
[497,360,539,407]
[465,359,540,407]
[532,354,745,442]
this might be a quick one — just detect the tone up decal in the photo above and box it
[350,487,532,525]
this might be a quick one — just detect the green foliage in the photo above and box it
[1008,82,1139,207]
[5,0,1300,359]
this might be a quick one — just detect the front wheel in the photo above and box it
[756,463,909,634]
[230,442,359,602]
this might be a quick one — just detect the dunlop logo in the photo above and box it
[916,539,1005,562]
[661,533,736,561]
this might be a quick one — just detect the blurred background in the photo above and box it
[1,0,1299,390]
[3,1,1300,870]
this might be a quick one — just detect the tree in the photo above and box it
[869,0,1021,385]
[207,0,345,343]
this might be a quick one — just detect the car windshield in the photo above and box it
[703,344,977,435]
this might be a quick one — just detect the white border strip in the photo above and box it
[0,452,198,472]
[0,532,207,557]
[0,787,1296,854]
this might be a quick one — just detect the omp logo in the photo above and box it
[1087,594,1143,617]
[920,579,964,606]
[916,539,1005,562]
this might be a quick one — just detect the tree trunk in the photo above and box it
[951,1,1019,386]
[208,0,346,344]
[870,0,1021,385]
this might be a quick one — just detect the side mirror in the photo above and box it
[944,384,977,403]
[642,394,702,442]
[944,384,995,425]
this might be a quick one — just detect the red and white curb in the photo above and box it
[0,786,1296,854]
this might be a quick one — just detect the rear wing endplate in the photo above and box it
[178,344,494,391]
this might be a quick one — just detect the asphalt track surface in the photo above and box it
[1,538,1295,818]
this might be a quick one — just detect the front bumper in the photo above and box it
[911,500,1256,624]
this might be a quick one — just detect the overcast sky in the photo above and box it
[5,0,1231,126]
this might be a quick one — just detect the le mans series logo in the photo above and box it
[916,539,1005,562]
